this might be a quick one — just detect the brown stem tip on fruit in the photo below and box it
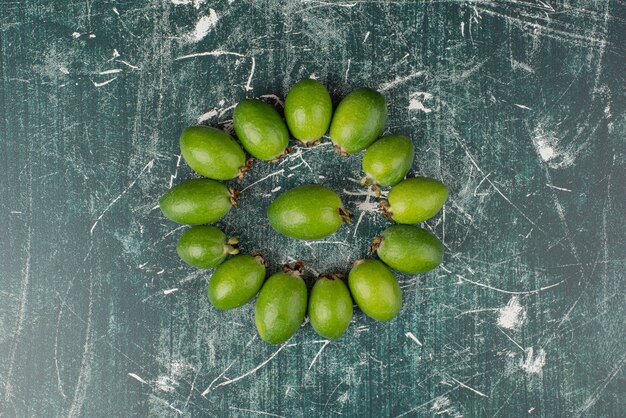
[297,139,323,147]
[282,261,305,277]
[319,273,344,281]
[371,183,381,197]
[352,259,366,268]
[379,199,392,220]
[251,252,267,267]
[228,187,240,207]
[360,176,373,187]
[236,158,254,183]
[269,147,291,163]
[333,144,349,157]
[369,236,383,254]
[338,207,353,224]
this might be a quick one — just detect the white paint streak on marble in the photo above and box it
[497,296,526,329]
[520,347,546,374]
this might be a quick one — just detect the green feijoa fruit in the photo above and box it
[176,226,238,269]
[267,184,351,240]
[329,87,387,154]
[348,259,401,321]
[308,275,353,339]
[255,272,307,344]
[362,135,415,187]
[374,225,444,274]
[160,179,235,225]
[208,254,266,309]
[233,99,289,161]
[383,177,448,224]
[284,79,332,143]
[179,125,247,180]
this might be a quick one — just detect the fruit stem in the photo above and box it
[338,207,353,224]
[333,144,349,156]
[379,199,392,220]
[282,261,305,277]
[225,236,240,255]
[228,187,240,207]
[369,236,383,254]
[371,183,381,197]
[269,147,291,163]
[237,158,254,183]
[360,176,373,187]
[352,259,366,268]
[319,273,344,281]
[251,252,267,267]
[297,139,322,147]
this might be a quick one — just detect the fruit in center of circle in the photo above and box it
[233,99,289,161]
[267,184,352,240]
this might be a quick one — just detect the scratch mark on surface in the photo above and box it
[229,407,285,418]
[92,77,118,87]
[394,386,460,417]
[169,155,182,188]
[379,71,426,92]
[308,340,330,371]
[163,288,179,295]
[240,169,285,192]
[187,8,218,42]
[175,50,245,61]
[90,159,154,235]
[98,68,122,75]
[363,31,370,43]
[405,332,423,346]
[245,57,256,91]
[514,103,532,110]
[203,344,288,394]
[67,278,94,418]
[344,58,351,83]
[448,376,488,398]
[458,275,564,295]
[149,394,182,415]
[578,352,626,414]
[546,183,572,192]
[128,373,148,384]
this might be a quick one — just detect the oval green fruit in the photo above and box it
[267,184,350,240]
[284,79,332,143]
[233,99,289,160]
[176,226,236,269]
[348,259,401,321]
[375,225,444,274]
[385,177,448,224]
[160,179,233,225]
[308,275,353,339]
[362,135,415,186]
[329,87,387,154]
[255,272,307,344]
[179,125,247,180]
[208,254,266,309]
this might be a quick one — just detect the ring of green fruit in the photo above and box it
[159,79,448,345]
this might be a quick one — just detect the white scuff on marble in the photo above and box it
[171,0,206,8]
[408,91,433,113]
[497,296,526,329]
[187,9,219,43]
[531,124,577,169]
[154,375,178,392]
[520,347,546,375]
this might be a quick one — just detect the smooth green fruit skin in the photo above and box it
[284,79,332,143]
[176,226,227,269]
[233,99,289,160]
[377,225,444,274]
[208,255,266,309]
[255,273,307,344]
[348,259,402,321]
[362,135,415,186]
[388,177,448,224]
[267,184,344,240]
[329,87,387,154]
[160,179,232,225]
[308,278,353,339]
[180,125,246,180]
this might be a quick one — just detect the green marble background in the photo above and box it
[1,1,625,417]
